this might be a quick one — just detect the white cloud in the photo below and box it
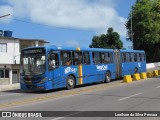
[3,0,126,37]
[0,5,13,23]
[65,40,79,47]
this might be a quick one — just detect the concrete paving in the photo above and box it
[0,67,160,120]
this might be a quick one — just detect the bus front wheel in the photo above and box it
[105,72,111,83]
[66,76,75,90]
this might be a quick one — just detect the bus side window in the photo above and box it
[61,51,72,66]
[101,52,105,64]
[137,53,140,61]
[139,53,142,61]
[122,53,126,62]
[92,52,101,64]
[73,52,82,65]
[127,53,131,62]
[134,53,137,62]
[131,53,134,62]
[142,53,145,61]
[126,53,129,62]
[109,52,113,63]
[83,52,90,65]
[104,52,112,64]
[129,53,132,62]
[104,53,109,64]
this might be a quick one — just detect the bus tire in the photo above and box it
[134,67,138,73]
[66,76,75,90]
[105,72,111,83]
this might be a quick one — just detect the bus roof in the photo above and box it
[120,49,145,53]
[22,45,145,53]
[45,45,114,52]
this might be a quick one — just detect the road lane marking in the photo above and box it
[156,86,160,88]
[118,92,142,101]
[51,111,84,120]
[0,93,20,97]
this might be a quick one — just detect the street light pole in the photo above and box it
[131,0,134,49]
[0,14,10,18]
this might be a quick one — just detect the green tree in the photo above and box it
[89,27,123,49]
[126,0,160,63]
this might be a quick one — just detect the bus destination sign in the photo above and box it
[23,48,45,55]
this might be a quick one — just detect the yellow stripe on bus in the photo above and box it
[78,64,83,84]
[76,47,83,84]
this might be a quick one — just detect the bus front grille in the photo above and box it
[24,77,41,84]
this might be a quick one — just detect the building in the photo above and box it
[0,36,48,85]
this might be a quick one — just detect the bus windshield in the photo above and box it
[21,55,46,76]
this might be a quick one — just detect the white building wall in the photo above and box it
[0,37,46,85]
[0,39,20,64]
[13,40,20,64]
[0,64,11,85]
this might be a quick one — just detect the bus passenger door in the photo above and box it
[73,51,95,85]
[121,52,133,76]
[82,52,96,84]
[48,51,64,89]
[92,52,104,82]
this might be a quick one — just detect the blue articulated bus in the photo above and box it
[20,46,146,91]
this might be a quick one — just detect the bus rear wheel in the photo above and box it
[105,72,111,83]
[66,76,75,90]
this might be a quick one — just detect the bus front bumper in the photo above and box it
[20,83,47,91]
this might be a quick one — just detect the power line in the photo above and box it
[0,14,10,18]
[11,18,94,32]
[131,0,134,49]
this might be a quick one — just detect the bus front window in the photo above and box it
[22,55,46,76]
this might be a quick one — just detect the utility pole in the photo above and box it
[0,14,10,18]
[131,0,134,49]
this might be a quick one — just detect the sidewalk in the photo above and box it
[0,83,20,91]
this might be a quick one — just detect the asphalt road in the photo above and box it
[0,75,160,120]
[0,67,160,120]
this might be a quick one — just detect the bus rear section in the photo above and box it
[120,50,146,77]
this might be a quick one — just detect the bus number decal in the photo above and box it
[65,67,77,74]
[96,65,108,71]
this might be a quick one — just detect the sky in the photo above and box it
[0,0,136,49]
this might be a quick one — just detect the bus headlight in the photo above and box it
[39,77,47,84]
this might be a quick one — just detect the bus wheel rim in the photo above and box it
[106,74,110,82]
[106,76,110,81]
[68,79,74,86]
